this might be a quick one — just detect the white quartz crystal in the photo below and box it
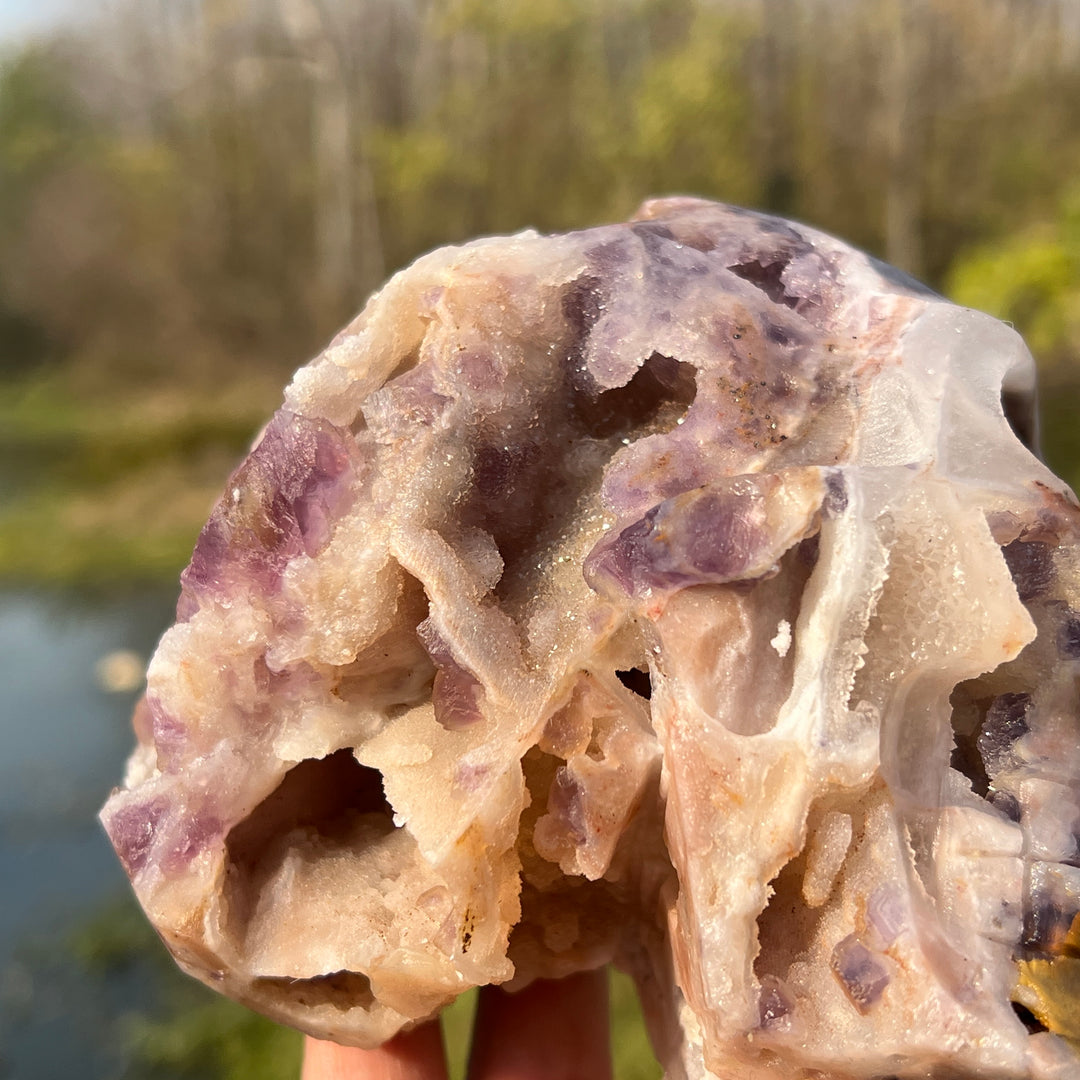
[102,198,1080,1077]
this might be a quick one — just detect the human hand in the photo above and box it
[301,969,613,1080]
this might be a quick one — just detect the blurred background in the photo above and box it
[2,0,1079,1076]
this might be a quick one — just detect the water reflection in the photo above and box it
[0,590,171,1078]
[0,589,304,1080]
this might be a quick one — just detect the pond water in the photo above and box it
[0,589,176,1078]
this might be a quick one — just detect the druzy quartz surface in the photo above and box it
[102,198,1080,1078]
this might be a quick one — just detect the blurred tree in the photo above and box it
[947,189,1080,367]
[631,2,758,208]
[279,0,379,314]
[0,45,89,374]
[947,182,1080,491]
[3,0,1080,570]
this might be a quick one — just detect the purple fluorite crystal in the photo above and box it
[103,199,1080,1077]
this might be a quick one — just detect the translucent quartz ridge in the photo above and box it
[101,198,1080,1079]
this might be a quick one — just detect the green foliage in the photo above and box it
[947,188,1080,365]
[0,45,90,194]
[71,893,165,973]
[7,0,1080,413]
[440,986,477,1080]
[0,372,279,587]
[121,1001,303,1080]
[631,7,757,207]
[1034,375,1080,499]
[0,46,91,374]
[946,184,1080,493]
[72,894,302,1080]
[610,968,664,1080]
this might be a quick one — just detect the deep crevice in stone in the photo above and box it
[224,751,396,935]
[728,258,798,309]
[569,353,696,441]
[754,841,825,983]
[229,751,394,861]
[1011,1000,1049,1035]
[462,354,696,611]
[253,970,375,1012]
[755,796,866,990]
[331,572,434,710]
[616,668,653,700]
[949,679,1033,803]
[508,743,667,980]
[510,747,612,968]
[949,683,994,799]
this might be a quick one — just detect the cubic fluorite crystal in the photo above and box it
[102,198,1080,1078]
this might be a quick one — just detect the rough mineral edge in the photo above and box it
[101,197,1080,1079]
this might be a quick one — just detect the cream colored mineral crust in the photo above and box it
[102,198,1080,1078]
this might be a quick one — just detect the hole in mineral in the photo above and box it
[615,668,652,700]
[224,750,397,939]
[570,352,696,440]
[1011,1000,1050,1036]
[754,842,828,984]
[253,970,375,1012]
[949,682,1034,802]
[727,257,798,308]
[329,579,435,710]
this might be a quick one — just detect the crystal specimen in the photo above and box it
[101,198,1080,1078]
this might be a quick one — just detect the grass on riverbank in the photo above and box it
[0,371,283,589]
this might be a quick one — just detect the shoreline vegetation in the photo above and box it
[0,370,283,590]
[4,1,1080,591]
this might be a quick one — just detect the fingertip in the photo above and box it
[302,1020,448,1080]
[466,969,613,1080]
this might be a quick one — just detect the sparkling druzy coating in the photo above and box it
[102,199,1080,1078]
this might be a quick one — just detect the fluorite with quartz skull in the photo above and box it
[102,198,1080,1078]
